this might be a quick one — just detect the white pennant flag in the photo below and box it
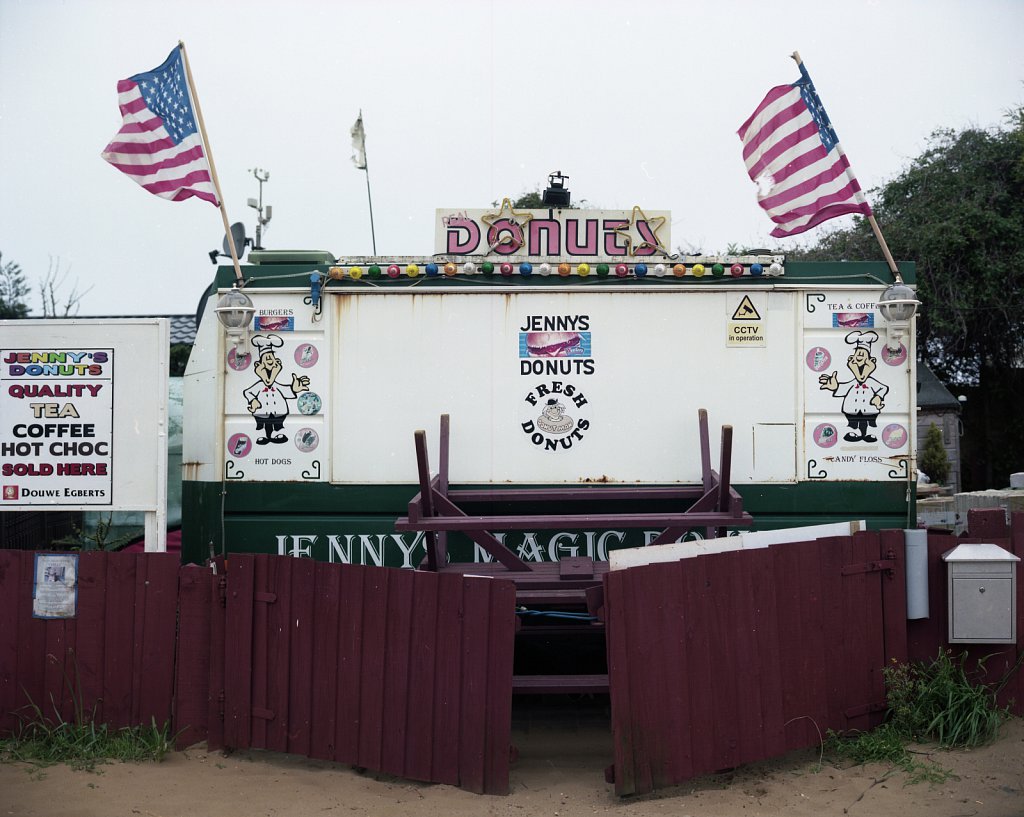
[350,112,367,170]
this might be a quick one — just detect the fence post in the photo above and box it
[879,530,908,667]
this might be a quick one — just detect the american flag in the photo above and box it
[738,63,871,238]
[101,47,218,205]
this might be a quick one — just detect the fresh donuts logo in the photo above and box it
[520,381,591,452]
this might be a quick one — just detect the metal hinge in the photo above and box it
[217,576,228,607]
[217,690,225,721]
[842,555,896,579]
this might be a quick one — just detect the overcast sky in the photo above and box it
[2,0,1022,316]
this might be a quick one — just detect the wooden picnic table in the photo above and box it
[394,409,753,575]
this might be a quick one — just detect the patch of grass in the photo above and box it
[886,649,1009,748]
[826,723,951,784]
[825,650,1012,784]
[0,706,174,772]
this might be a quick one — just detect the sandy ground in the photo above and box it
[2,700,1023,817]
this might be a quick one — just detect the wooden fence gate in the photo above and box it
[207,555,517,795]
[604,530,907,796]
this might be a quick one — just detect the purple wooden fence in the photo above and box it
[2,516,1020,799]
[604,531,909,796]
[0,551,183,735]
[210,555,517,795]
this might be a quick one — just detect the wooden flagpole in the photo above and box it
[178,40,244,285]
[790,51,903,284]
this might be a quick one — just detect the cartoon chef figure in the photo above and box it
[243,333,310,445]
[818,330,890,443]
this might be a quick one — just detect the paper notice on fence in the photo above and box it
[32,553,78,618]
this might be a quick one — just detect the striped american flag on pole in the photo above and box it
[738,60,871,238]
[101,46,218,205]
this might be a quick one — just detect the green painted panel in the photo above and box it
[182,479,913,566]
[208,512,908,569]
[208,479,912,516]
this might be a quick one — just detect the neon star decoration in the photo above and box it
[481,198,534,253]
[612,206,669,256]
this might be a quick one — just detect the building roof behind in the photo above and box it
[72,315,197,346]
[918,363,961,411]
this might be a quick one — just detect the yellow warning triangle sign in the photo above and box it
[731,295,761,321]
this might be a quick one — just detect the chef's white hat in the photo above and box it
[844,330,878,351]
[251,333,284,354]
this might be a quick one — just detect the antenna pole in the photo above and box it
[179,40,244,285]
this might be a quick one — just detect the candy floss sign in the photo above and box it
[1,348,113,505]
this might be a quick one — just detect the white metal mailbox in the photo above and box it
[942,543,1019,644]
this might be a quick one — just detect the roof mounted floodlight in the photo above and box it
[542,171,571,207]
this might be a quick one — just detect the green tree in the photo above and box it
[169,343,192,376]
[493,189,584,209]
[0,252,30,318]
[512,190,545,209]
[919,423,950,485]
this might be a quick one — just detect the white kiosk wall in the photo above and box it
[0,319,169,551]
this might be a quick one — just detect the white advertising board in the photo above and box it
[323,289,799,485]
[221,302,328,482]
[214,285,913,488]
[801,291,914,482]
[0,320,169,549]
